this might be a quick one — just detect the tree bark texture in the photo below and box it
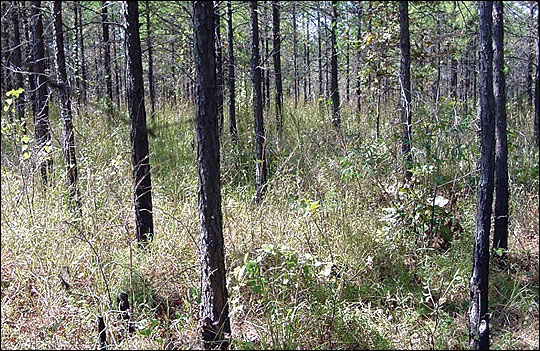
[399,1,412,181]
[102,1,113,109]
[10,2,26,127]
[469,2,495,349]
[146,0,156,119]
[273,1,283,139]
[330,0,340,130]
[31,0,53,185]
[226,1,238,144]
[193,2,231,349]
[53,0,81,209]
[214,2,224,135]
[250,1,267,203]
[126,0,154,246]
[492,1,509,257]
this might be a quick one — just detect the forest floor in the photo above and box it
[1,98,538,349]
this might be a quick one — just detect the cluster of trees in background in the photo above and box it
[1,1,538,349]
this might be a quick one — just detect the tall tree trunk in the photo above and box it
[264,8,270,112]
[227,1,238,144]
[330,0,340,130]
[356,1,362,114]
[102,1,113,112]
[31,0,53,185]
[53,0,81,209]
[1,2,11,98]
[125,1,154,246]
[292,1,298,107]
[76,1,87,102]
[23,4,36,119]
[451,56,458,100]
[346,29,350,104]
[470,2,495,349]
[250,1,267,202]
[303,12,308,103]
[11,2,26,129]
[317,3,323,101]
[113,23,121,109]
[215,2,224,135]
[399,1,412,181]
[273,1,283,140]
[193,3,231,349]
[145,0,156,120]
[526,6,534,106]
[492,1,509,260]
[535,4,540,146]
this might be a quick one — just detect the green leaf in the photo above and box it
[494,247,505,257]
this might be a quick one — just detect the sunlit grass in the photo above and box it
[1,96,538,349]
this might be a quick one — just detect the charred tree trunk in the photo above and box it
[102,1,113,112]
[125,1,154,246]
[214,2,224,135]
[226,1,238,144]
[113,24,121,109]
[469,2,495,349]
[356,2,362,114]
[31,1,53,185]
[451,56,458,100]
[292,2,298,107]
[535,7,539,147]
[250,1,267,202]
[23,5,36,118]
[330,0,340,130]
[145,0,156,120]
[317,3,323,101]
[53,0,81,209]
[273,1,283,140]
[399,1,412,181]
[11,2,26,129]
[193,2,231,349]
[492,1,509,261]
[76,1,87,102]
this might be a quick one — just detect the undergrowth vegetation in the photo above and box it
[1,96,538,349]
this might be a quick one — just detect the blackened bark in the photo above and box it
[102,1,113,110]
[356,1,362,113]
[146,1,155,120]
[303,11,308,103]
[264,12,270,111]
[77,1,87,102]
[53,0,81,209]
[292,2,298,107]
[193,2,231,349]
[451,56,458,99]
[317,3,323,100]
[31,1,53,185]
[126,1,154,246]
[273,1,283,139]
[23,5,36,118]
[330,0,340,130]
[214,2,224,135]
[399,1,412,181]
[526,6,534,106]
[492,1,509,258]
[469,2,495,349]
[534,9,540,147]
[113,24,121,108]
[250,1,267,202]
[11,2,26,128]
[345,28,350,103]
[98,316,106,350]
[226,1,238,144]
